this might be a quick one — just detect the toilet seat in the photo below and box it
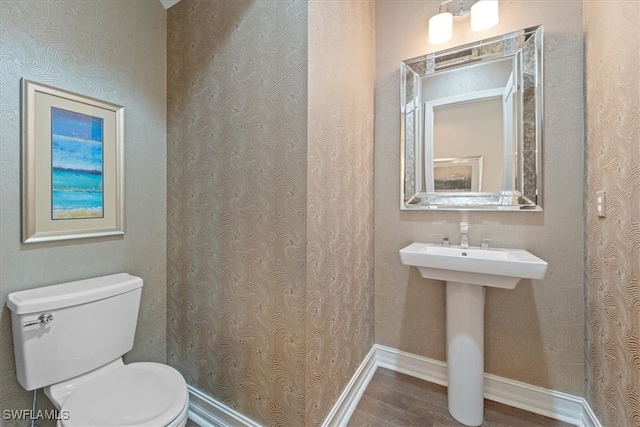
[59,362,188,427]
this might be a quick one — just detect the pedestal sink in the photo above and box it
[399,242,548,426]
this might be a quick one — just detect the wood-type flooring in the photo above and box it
[347,368,575,427]
[187,367,575,426]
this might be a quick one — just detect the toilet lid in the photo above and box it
[60,362,188,427]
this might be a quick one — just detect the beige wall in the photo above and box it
[375,0,585,395]
[306,1,375,424]
[584,2,640,425]
[166,1,308,424]
[0,0,167,425]
[166,0,374,425]
[7,2,632,426]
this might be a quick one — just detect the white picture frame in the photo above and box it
[21,79,124,243]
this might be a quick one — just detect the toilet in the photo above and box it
[7,273,189,427]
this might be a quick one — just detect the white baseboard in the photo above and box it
[367,345,601,427]
[187,344,601,427]
[186,346,378,427]
[375,344,448,387]
[321,345,378,427]
[187,385,262,427]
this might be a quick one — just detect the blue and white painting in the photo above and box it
[51,107,104,219]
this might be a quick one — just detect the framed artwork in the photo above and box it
[433,156,483,192]
[21,79,124,243]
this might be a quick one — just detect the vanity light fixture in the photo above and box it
[428,0,499,44]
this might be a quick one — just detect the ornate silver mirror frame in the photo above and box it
[401,25,543,211]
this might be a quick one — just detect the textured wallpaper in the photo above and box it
[0,1,167,425]
[166,0,375,424]
[166,1,309,424]
[375,1,585,395]
[584,2,640,426]
[306,1,375,424]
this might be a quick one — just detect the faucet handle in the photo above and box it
[432,235,450,247]
[480,238,501,249]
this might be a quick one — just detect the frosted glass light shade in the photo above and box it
[429,12,453,44]
[471,0,499,32]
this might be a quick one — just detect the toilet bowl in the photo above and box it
[46,359,189,427]
[7,274,189,427]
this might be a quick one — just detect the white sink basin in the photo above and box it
[399,242,548,289]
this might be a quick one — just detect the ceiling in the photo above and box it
[159,0,180,9]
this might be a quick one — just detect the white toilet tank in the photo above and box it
[7,273,143,391]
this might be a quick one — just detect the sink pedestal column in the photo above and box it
[446,281,486,426]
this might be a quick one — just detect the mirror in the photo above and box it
[401,26,543,211]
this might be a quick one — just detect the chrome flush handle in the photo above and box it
[23,313,54,328]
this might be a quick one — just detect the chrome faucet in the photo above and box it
[460,222,469,249]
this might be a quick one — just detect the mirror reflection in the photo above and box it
[401,26,543,211]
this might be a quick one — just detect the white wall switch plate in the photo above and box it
[596,191,606,218]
